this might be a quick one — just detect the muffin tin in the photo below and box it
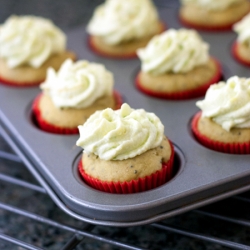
[0,7,250,227]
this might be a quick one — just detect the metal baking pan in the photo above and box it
[0,7,250,227]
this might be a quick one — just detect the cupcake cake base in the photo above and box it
[88,22,165,59]
[135,57,222,100]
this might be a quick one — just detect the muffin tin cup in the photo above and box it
[32,93,79,134]
[191,112,250,154]
[78,140,175,194]
[31,91,123,134]
[87,21,166,59]
[135,57,222,100]
[0,7,250,226]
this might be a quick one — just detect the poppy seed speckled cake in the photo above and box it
[76,103,174,193]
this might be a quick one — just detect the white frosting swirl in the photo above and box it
[196,76,250,131]
[137,29,209,75]
[181,0,242,11]
[40,59,113,109]
[76,103,164,160]
[233,13,250,47]
[0,15,66,68]
[86,0,160,45]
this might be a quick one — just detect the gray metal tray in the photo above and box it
[0,7,250,227]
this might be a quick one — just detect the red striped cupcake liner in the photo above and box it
[78,141,175,194]
[0,75,42,87]
[135,58,222,100]
[191,112,250,154]
[32,90,123,135]
[232,42,250,67]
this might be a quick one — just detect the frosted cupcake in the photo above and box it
[86,0,165,58]
[76,103,174,194]
[232,13,250,66]
[192,76,250,154]
[136,29,222,99]
[0,15,76,86]
[179,0,250,31]
[32,59,122,134]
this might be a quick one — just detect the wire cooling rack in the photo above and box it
[0,131,250,250]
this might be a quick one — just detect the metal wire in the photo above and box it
[0,138,250,249]
[0,202,145,250]
[0,233,43,250]
[152,223,250,250]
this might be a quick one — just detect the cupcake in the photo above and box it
[136,29,222,100]
[32,59,122,134]
[192,76,250,154]
[86,0,165,59]
[0,15,76,86]
[179,0,250,31]
[232,13,250,66]
[76,103,175,194]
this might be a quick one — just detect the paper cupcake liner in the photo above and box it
[179,14,237,31]
[135,58,222,100]
[191,112,250,154]
[232,42,250,67]
[32,90,123,135]
[0,75,42,87]
[113,90,123,110]
[32,94,79,134]
[78,141,175,194]
[88,36,137,59]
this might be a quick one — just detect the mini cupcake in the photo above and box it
[76,103,174,194]
[192,76,250,154]
[0,15,76,86]
[32,59,122,134]
[86,0,165,59]
[232,13,250,66]
[179,0,250,31]
[136,29,222,100]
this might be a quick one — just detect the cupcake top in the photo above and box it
[180,0,242,10]
[196,76,250,131]
[76,103,164,160]
[137,29,209,75]
[86,0,160,45]
[0,15,66,69]
[233,13,250,47]
[40,59,113,109]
